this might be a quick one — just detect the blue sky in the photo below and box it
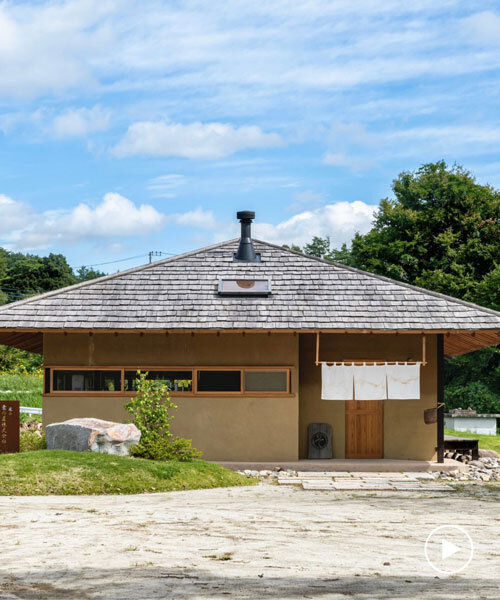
[1,1,500,272]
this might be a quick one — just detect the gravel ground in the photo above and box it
[0,485,499,599]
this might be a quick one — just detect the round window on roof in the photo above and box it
[236,280,255,289]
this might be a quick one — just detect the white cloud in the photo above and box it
[113,121,283,159]
[0,105,111,139]
[0,1,108,98]
[51,106,111,138]
[323,120,500,163]
[460,11,500,45]
[170,207,216,230]
[147,174,186,198]
[252,202,377,248]
[0,1,496,111]
[323,152,377,172]
[0,193,216,250]
[57,192,165,237]
[0,195,33,232]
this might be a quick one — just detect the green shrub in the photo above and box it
[125,371,201,461]
[20,431,46,452]
[130,436,202,461]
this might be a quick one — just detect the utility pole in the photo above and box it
[148,251,162,264]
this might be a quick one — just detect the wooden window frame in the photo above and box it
[43,365,295,397]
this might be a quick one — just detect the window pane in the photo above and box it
[124,370,192,392]
[197,370,241,392]
[44,368,50,394]
[244,371,288,392]
[53,370,121,392]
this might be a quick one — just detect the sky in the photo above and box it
[1,0,500,273]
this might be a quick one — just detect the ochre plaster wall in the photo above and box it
[43,332,299,461]
[299,333,437,460]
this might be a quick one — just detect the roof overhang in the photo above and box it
[0,328,498,357]
[443,330,500,356]
[0,331,43,354]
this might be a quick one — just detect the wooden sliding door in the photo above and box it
[345,400,383,458]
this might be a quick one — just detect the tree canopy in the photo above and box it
[0,248,105,305]
[348,161,500,309]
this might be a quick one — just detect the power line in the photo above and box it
[77,254,149,268]
[77,250,177,270]
[0,251,181,299]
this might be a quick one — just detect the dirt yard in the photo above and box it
[1,485,499,599]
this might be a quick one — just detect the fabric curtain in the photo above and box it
[386,363,421,399]
[353,364,387,400]
[321,363,354,400]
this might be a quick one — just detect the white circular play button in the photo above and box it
[424,525,474,575]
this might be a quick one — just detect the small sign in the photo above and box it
[0,401,20,454]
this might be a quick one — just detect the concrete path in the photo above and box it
[1,485,498,599]
[276,471,453,491]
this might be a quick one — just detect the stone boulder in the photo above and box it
[479,449,500,459]
[46,418,141,456]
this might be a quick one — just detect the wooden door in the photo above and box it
[345,400,383,458]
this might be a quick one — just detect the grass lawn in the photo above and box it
[445,428,500,454]
[0,451,255,495]
[0,372,42,408]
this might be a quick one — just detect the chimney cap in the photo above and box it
[236,210,255,221]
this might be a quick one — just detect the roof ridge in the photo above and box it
[252,239,500,319]
[0,238,239,312]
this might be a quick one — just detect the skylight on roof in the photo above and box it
[218,278,271,296]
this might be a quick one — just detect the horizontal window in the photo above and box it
[124,370,193,392]
[244,370,288,392]
[45,366,293,396]
[53,370,121,392]
[197,370,241,392]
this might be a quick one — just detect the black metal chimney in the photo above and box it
[234,210,259,262]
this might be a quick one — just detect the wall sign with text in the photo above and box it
[0,401,20,454]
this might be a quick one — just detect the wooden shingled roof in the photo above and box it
[0,239,498,356]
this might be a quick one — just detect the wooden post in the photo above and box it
[315,332,320,366]
[437,334,445,463]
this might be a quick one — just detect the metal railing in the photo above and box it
[20,406,42,415]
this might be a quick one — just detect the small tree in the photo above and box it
[125,372,201,461]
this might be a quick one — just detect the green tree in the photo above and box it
[282,243,303,253]
[443,347,500,413]
[0,250,8,305]
[283,238,360,266]
[1,253,77,302]
[347,161,500,301]
[75,266,106,281]
[303,236,333,259]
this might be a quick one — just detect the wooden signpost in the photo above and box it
[0,401,20,454]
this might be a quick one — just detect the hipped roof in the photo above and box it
[0,239,498,355]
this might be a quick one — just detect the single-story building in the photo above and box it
[444,410,499,436]
[1,211,499,462]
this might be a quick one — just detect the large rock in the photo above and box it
[46,418,141,456]
[479,449,500,459]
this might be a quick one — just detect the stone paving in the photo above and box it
[276,471,454,491]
